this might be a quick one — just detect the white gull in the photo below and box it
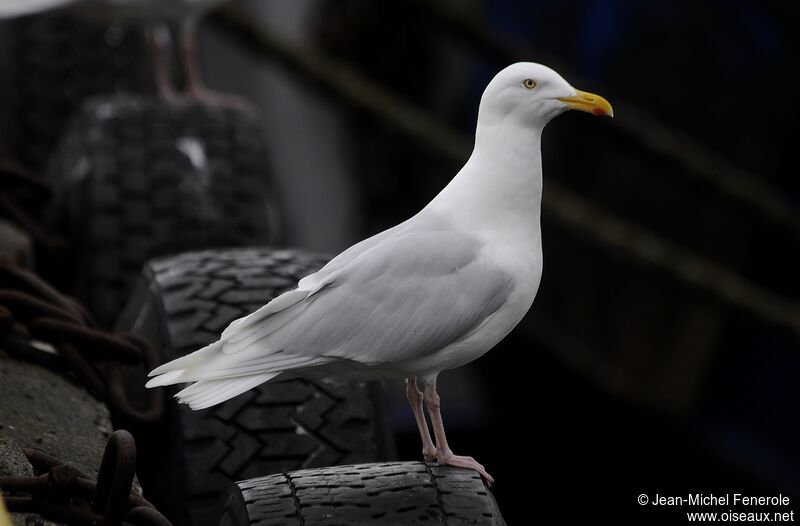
[147,62,613,483]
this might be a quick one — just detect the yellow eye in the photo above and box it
[523,78,537,90]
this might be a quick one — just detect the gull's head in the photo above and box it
[478,62,613,129]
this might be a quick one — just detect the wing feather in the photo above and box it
[148,225,514,408]
[218,230,513,365]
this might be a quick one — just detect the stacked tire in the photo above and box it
[116,248,395,526]
[4,13,150,167]
[47,96,280,326]
[222,462,505,526]
[30,44,505,524]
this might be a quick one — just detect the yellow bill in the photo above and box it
[558,89,614,117]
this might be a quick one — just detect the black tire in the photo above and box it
[47,95,280,326]
[116,248,395,526]
[4,13,151,168]
[220,462,505,526]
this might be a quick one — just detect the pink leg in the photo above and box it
[405,378,436,461]
[146,23,177,101]
[423,382,494,485]
[179,16,247,109]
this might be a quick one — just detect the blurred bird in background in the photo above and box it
[0,0,232,103]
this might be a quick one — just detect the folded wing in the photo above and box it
[147,229,513,409]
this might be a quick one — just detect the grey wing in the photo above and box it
[224,230,514,365]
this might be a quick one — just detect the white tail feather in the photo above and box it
[149,353,329,386]
[148,341,222,377]
[175,373,280,410]
[178,355,327,382]
[145,370,185,388]
[147,285,325,410]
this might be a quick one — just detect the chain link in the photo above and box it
[0,257,164,424]
[0,431,172,526]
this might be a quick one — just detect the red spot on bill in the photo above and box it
[592,107,607,116]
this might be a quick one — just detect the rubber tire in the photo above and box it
[220,462,505,526]
[47,95,280,326]
[116,247,395,526]
[5,13,151,168]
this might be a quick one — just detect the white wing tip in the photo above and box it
[148,364,169,377]
[145,369,186,388]
[173,372,280,411]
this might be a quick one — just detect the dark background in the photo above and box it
[1,0,798,523]
[304,2,800,523]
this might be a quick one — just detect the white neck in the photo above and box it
[426,119,544,240]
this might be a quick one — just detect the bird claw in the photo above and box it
[436,452,494,486]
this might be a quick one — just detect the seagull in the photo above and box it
[146,62,613,484]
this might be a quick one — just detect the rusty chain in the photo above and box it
[0,160,68,256]
[0,256,165,424]
[0,156,170,524]
[0,430,172,526]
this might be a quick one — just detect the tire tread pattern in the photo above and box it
[225,462,505,525]
[124,248,393,526]
[47,96,279,325]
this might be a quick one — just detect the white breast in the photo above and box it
[401,234,543,377]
